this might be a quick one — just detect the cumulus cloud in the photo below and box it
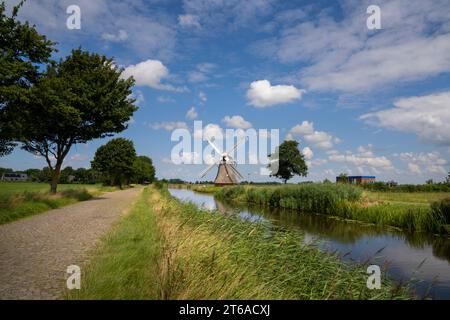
[101,29,128,42]
[360,91,450,146]
[222,115,252,129]
[289,121,339,150]
[398,152,448,175]
[246,80,305,107]
[186,107,198,120]
[328,146,393,170]
[302,147,313,160]
[194,123,224,140]
[178,14,201,28]
[150,121,188,131]
[122,60,187,92]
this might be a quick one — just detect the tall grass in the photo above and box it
[0,188,94,224]
[68,187,162,299]
[71,186,411,300]
[216,184,361,212]
[216,185,449,233]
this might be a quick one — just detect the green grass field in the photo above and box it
[364,191,450,204]
[0,182,114,196]
[69,186,410,300]
[0,182,117,224]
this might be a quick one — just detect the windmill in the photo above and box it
[199,137,246,185]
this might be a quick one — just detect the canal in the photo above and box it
[169,188,450,299]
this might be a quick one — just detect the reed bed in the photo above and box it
[215,185,450,233]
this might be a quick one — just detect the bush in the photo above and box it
[153,180,166,190]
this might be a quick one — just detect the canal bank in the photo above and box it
[169,188,450,299]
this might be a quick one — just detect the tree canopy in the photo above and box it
[0,1,55,156]
[132,156,155,184]
[9,49,137,192]
[91,138,137,187]
[267,140,308,183]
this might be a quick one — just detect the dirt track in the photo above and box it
[0,187,141,300]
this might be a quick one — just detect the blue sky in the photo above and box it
[2,0,450,183]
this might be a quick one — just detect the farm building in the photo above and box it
[1,173,28,182]
[336,175,375,184]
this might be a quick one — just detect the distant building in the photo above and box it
[1,173,28,182]
[336,176,375,184]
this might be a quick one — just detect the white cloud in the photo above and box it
[360,91,450,146]
[194,123,223,140]
[70,153,88,162]
[101,29,128,42]
[290,121,314,135]
[328,146,393,169]
[254,0,450,92]
[399,152,448,175]
[178,14,201,28]
[246,80,305,107]
[289,121,338,150]
[198,91,207,102]
[186,107,198,120]
[122,60,186,92]
[408,163,421,174]
[180,0,274,32]
[10,0,177,60]
[150,121,188,131]
[222,115,252,129]
[302,147,313,160]
[157,96,175,103]
[188,71,208,83]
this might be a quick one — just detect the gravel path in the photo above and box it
[0,187,142,300]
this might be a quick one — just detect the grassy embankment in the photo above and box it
[0,182,117,224]
[69,185,410,300]
[215,185,450,234]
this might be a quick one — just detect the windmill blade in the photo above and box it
[199,162,216,178]
[225,136,247,155]
[206,137,223,155]
[229,164,244,179]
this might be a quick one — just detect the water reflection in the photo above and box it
[168,188,450,299]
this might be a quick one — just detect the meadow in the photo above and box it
[0,182,117,224]
[68,185,410,300]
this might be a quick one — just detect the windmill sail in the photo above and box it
[199,137,246,185]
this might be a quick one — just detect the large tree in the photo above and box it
[91,138,137,188]
[267,140,308,184]
[11,49,137,192]
[132,155,155,184]
[0,1,55,156]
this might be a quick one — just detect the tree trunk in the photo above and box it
[50,162,62,194]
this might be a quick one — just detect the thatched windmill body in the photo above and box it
[199,137,245,185]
